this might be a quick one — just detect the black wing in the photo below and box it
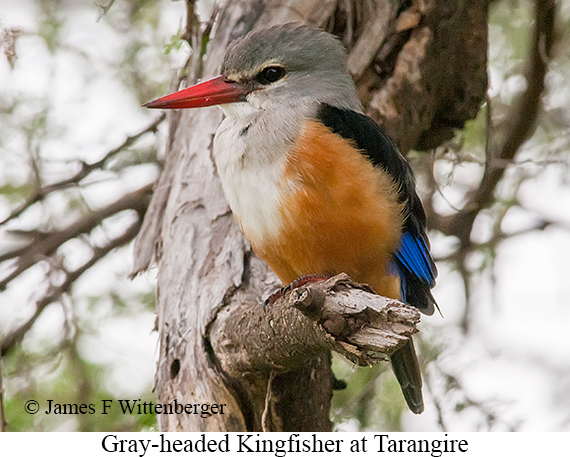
[316,104,437,315]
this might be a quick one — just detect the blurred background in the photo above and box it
[0,0,569,431]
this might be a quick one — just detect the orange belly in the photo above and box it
[250,120,404,300]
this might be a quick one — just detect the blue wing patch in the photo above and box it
[395,232,436,288]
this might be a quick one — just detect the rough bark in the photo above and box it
[207,270,420,431]
[133,0,488,431]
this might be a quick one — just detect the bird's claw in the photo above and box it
[262,274,331,310]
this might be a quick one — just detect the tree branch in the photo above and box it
[0,184,153,290]
[426,0,556,332]
[0,115,164,228]
[362,0,489,154]
[434,0,556,241]
[207,273,420,431]
[209,273,420,381]
[1,217,142,357]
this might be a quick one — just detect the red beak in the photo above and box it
[143,75,248,109]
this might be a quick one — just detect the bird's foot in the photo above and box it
[263,273,331,309]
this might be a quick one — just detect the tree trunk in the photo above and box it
[133,0,488,432]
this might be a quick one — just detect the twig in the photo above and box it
[202,2,220,40]
[436,155,570,168]
[453,0,555,240]
[0,355,7,431]
[1,218,142,357]
[261,370,276,432]
[96,0,116,21]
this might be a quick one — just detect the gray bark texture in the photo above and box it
[133,0,488,432]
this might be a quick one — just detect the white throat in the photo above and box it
[219,102,259,119]
[213,101,312,245]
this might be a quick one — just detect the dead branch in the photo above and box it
[209,273,420,380]
[207,273,420,431]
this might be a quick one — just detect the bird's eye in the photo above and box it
[256,66,286,85]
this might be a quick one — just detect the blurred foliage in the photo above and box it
[4,337,157,432]
[0,0,185,432]
[37,1,63,54]
[332,357,405,431]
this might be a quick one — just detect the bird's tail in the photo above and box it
[390,339,424,414]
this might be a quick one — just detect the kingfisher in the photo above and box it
[145,24,437,415]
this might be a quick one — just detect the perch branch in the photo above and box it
[209,273,420,378]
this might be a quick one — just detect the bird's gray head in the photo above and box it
[220,24,362,114]
[144,24,362,116]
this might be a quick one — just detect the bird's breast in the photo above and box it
[215,117,404,298]
[213,112,295,245]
